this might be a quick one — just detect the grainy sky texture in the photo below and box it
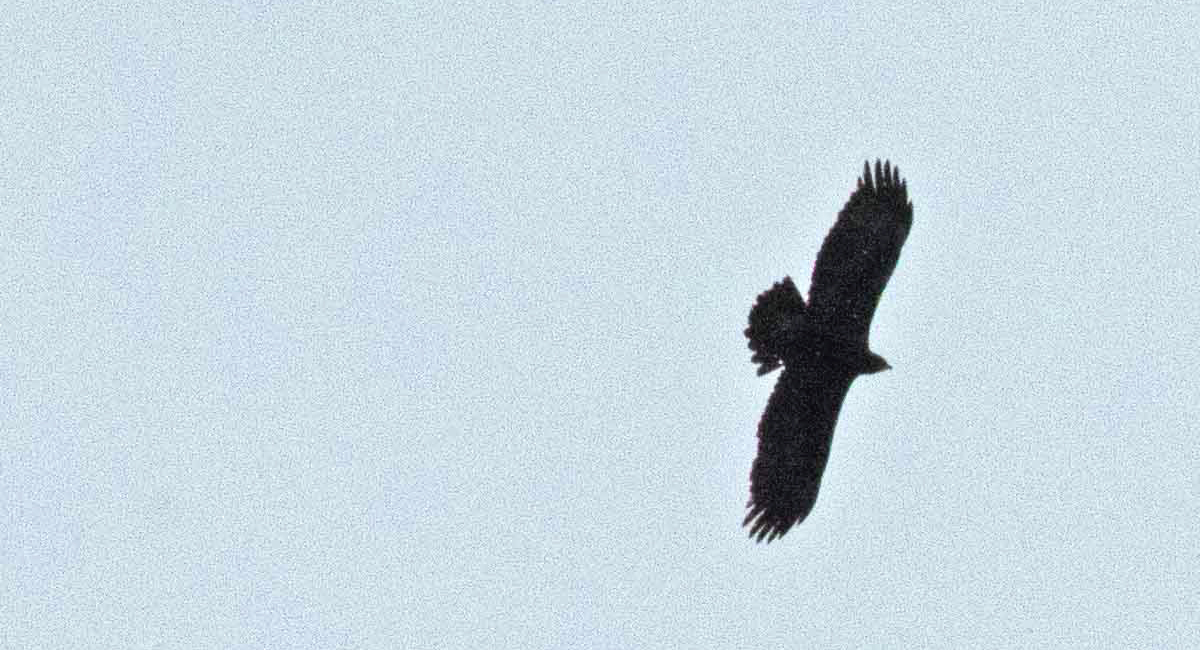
[4,2,1199,648]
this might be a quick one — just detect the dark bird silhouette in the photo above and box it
[743,160,913,542]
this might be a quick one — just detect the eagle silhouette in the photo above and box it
[743,160,913,542]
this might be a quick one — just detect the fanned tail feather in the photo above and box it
[744,276,806,375]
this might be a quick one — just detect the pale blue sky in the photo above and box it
[3,2,1199,648]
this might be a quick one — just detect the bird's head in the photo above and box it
[861,351,891,374]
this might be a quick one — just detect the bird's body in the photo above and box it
[743,160,913,542]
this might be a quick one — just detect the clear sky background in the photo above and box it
[3,2,1198,648]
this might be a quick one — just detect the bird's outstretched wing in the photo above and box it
[807,160,913,345]
[743,363,856,542]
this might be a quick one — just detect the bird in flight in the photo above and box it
[743,160,913,542]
